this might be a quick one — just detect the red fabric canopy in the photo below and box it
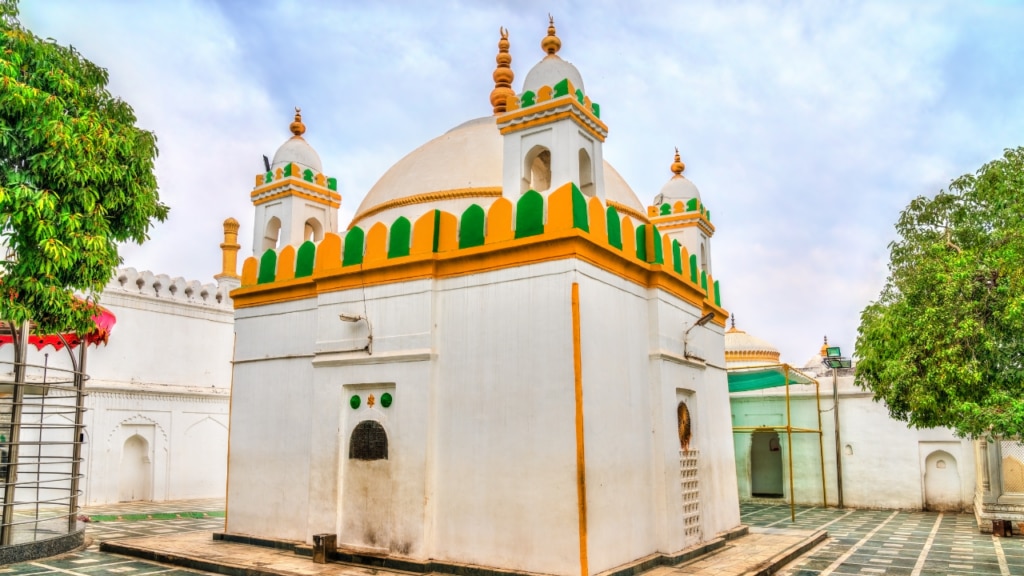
[0,308,116,351]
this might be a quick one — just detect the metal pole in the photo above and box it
[832,366,844,508]
[68,341,87,533]
[2,321,30,545]
[816,380,827,507]
[785,368,795,522]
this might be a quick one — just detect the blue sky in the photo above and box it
[19,1,1024,365]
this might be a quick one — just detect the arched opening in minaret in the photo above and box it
[262,217,282,252]
[578,148,594,197]
[700,242,708,274]
[304,217,323,242]
[522,146,551,194]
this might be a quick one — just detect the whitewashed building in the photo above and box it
[726,322,976,512]
[223,21,742,576]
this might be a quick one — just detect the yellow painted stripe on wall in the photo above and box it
[571,282,589,576]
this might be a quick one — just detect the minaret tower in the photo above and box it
[648,149,715,275]
[496,17,608,202]
[250,108,340,254]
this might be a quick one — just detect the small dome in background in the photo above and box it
[653,149,701,205]
[521,16,585,94]
[271,108,323,173]
[724,315,781,368]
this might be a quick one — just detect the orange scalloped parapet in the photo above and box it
[276,245,296,281]
[537,85,553,103]
[411,211,437,255]
[547,183,575,233]
[486,197,514,244]
[436,211,459,252]
[662,235,673,267]
[315,233,342,273]
[256,174,265,186]
[241,256,259,286]
[621,217,636,259]
[364,222,388,263]
[587,197,606,244]
[647,206,658,217]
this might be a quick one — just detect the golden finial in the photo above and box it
[730,314,736,329]
[541,14,561,55]
[671,147,686,177]
[289,107,306,137]
[490,27,515,115]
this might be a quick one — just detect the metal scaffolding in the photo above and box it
[729,363,826,522]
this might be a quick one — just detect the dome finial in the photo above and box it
[730,313,736,329]
[490,27,515,115]
[671,147,686,177]
[542,14,561,55]
[820,335,829,356]
[289,107,306,137]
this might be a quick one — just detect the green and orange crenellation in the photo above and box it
[252,162,340,208]
[647,198,714,236]
[234,182,725,323]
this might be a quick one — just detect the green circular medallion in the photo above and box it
[350,395,361,409]
[381,392,393,408]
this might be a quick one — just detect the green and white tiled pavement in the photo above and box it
[0,499,225,574]
[2,499,1023,576]
[742,502,1024,575]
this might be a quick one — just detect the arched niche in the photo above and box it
[522,145,551,194]
[578,148,594,197]
[349,420,388,461]
[304,217,324,242]
[262,216,282,252]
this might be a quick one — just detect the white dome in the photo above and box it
[724,325,781,368]
[653,176,701,206]
[351,116,645,228]
[271,136,323,174]
[522,55,585,94]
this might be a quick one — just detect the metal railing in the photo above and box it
[0,350,87,546]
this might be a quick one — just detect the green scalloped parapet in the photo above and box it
[521,90,536,108]
[459,204,486,248]
[303,169,314,182]
[635,225,647,261]
[575,88,584,104]
[265,171,273,184]
[652,225,664,264]
[591,102,600,118]
[660,203,672,216]
[258,249,277,284]
[606,206,622,250]
[284,163,295,177]
[686,198,698,212]
[515,190,545,239]
[296,241,315,278]
[245,185,724,312]
[343,227,365,266]
[571,184,589,233]
[553,78,570,98]
[327,177,338,191]
[388,216,411,258]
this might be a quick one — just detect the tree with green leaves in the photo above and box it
[0,0,168,339]
[856,147,1024,439]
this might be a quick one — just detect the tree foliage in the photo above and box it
[856,147,1024,438]
[0,0,168,336]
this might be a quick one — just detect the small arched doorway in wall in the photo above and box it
[118,434,152,502]
[750,430,784,498]
[924,450,961,511]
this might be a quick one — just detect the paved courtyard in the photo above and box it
[1,500,1022,576]
[742,502,1024,575]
